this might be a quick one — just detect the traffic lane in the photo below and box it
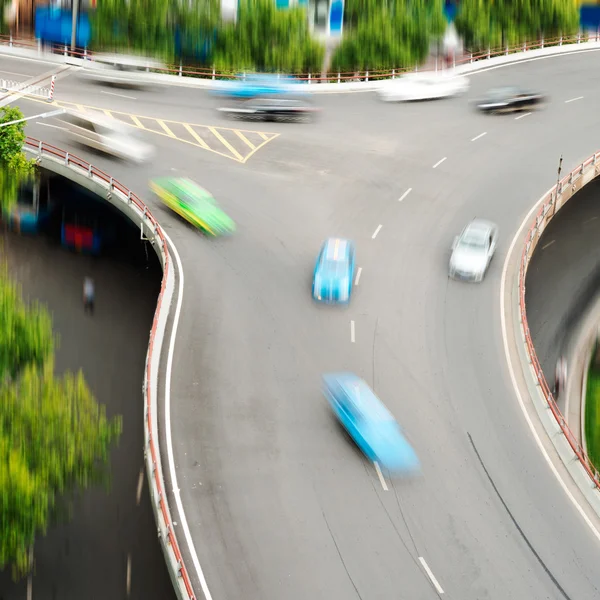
[149,148,442,600]
[0,54,60,81]
[1,231,174,600]
[31,47,600,140]
[355,117,600,597]
[525,178,600,396]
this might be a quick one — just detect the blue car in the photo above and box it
[312,238,355,304]
[212,74,301,99]
[322,372,421,476]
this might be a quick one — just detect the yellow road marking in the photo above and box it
[233,130,256,150]
[103,109,114,119]
[76,104,85,112]
[258,132,269,141]
[239,133,281,164]
[131,115,145,129]
[157,119,176,137]
[183,123,209,149]
[208,127,243,161]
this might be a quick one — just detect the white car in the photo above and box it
[378,73,470,102]
[449,219,498,282]
[56,110,155,165]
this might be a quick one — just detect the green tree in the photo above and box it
[332,0,445,72]
[455,0,580,51]
[0,361,122,578]
[0,263,54,381]
[211,0,324,73]
[0,106,36,212]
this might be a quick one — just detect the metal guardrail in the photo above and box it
[2,31,600,84]
[22,137,196,600]
[0,77,53,100]
[519,151,600,488]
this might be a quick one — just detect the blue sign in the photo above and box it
[35,7,91,47]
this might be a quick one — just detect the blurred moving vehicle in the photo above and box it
[378,73,469,102]
[218,97,319,123]
[80,53,166,88]
[449,218,498,282]
[322,372,421,475]
[212,73,301,99]
[56,110,154,164]
[476,87,545,114]
[313,237,355,304]
[150,177,236,237]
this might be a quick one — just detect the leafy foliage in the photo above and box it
[455,0,580,51]
[0,361,122,578]
[212,0,324,72]
[332,0,445,72]
[0,264,54,381]
[0,106,36,212]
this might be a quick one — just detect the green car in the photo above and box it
[150,177,236,236]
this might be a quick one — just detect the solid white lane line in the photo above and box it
[372,224,382,239]
[432,157,447,169]
[471,131,487,142]
[126,553,132,596]
[354,267,362,286]
[500,188,600,547]
[136,468,144,506]
[350,320,355,343]
[515,112,531,120]
[35,123,65,130]
[418,557,444,594]
[163,231,215,600]
[565,96,584,104]
[101,90,137,100]
[398,187,412,202]
[373,461,388,491]
[541,240,555,250]
[583,216,598,225]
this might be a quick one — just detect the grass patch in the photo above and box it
[585,361,600,470]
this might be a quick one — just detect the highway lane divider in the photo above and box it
[22,137,196,600]
[19,95,279,163]
[2,33,600,93]
[516,151,600,516]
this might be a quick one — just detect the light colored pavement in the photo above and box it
[8,49,600,599]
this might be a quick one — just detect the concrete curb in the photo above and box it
[3,38,600,94]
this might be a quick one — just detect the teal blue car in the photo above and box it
[323,372,421,476]
[312,238,355,304]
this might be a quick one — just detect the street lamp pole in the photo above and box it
[0,109,66,128]
[71,0,80,52]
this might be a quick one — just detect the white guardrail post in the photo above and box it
[518,150,600,515]
[22,139,196,600]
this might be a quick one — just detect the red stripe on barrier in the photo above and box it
[519,152,600,488]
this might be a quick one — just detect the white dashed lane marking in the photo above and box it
[515,112,531,120]
[471,132,487,142]
[565,96,584,104]
[354,267,362,286]
[372,224,382,239]
[398,187,412,202]
[432,157,447,169]
[374,461,389,491]
[418,557,444,594]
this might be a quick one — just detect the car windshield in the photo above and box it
[459,227,488,250]
[171,180,214,211]
[344,379,394,424]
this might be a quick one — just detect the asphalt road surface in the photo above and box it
[5,49,600,599]
[0,218,174,599]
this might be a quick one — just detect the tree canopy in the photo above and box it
[332,0,446,72]
[455,0,580,51]
[0,106,35,212]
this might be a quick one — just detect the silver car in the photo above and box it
[449,219,498,282]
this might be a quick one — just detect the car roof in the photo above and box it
[326,373,395,422]
[322,237,351,261]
